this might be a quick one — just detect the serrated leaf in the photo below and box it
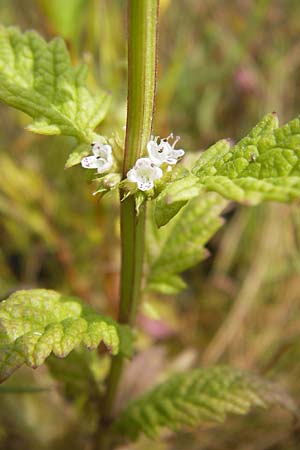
[115,366,295,440]
[147,193,227,293]
[193,113,300,204]
[0,289,132,382]
[0,26,110,143]
[65,143,91,168]
[192,138,233,175]
[26,120,61,135]
[154,175,201,227]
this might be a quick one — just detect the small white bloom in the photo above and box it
[127,157,163,191]
[81,142,113,173]
[147,133,185,166]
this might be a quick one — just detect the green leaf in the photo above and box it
[65,143,91,168]
[192,138,234,175]
[192,112,279,177]
[193,113,300,204]
[154,175,201,227]
[0,289,132,382]
[147,193,227,294]
[0,26,110,143]
[115,366,295,440]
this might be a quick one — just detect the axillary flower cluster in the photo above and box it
[81,142,113,173]
[81,133,185,192]
[128,134,185,191]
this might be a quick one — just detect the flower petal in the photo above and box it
[153,166,163,180]
[147,141,167,166]
[96,157,113,173]
[137,180,154,191]
[135,157,153,168]
[165,157,178,165]
[81,156,98,169]
[127,168,138,182]
[92,143,112,157]
[102,144,112,155]
[171,148,185,158]
[166,149,184,164]
[147,137,185,166]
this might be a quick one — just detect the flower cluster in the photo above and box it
[127,158,163,191]
[127,134,185,191]
[81,142,113,173]
[80,133,185,192]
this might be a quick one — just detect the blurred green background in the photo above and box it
[0,0,300,449]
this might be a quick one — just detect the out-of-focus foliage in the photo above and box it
[36,0,86,41]
[116,366,295,440]
[1,1,300,449]
[147,193,227,294]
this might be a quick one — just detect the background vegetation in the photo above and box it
[0,0,300,449]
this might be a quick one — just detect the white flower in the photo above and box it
[147,133,185,166]
[81,142,113,173]
[127,157,163,191]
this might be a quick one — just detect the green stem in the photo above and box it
[96,0,159,445]
[119,196,146,325]
[123,0,159,173]
[118,0,159,326]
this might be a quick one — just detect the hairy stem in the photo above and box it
[96,0,159,444]
[123,0,159,173]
